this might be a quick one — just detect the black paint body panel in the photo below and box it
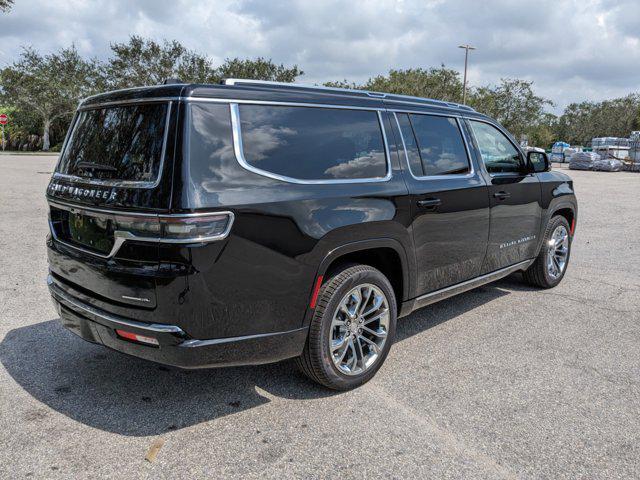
[45,82,577,368]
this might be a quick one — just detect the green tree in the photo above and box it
[0,105,42,150]
[526,113,558,149]
[326,71,555,147]
[469,78,552,142]
[556,94,640,144]
[365,66,463,102]
[106,36,303,89]
[326,66,463,102]
[105,36,218,88]
[217,57,303,83]
[634,106,640,131]
[323,79,360,90]
[0,0,13,12]
[0,46,103,150]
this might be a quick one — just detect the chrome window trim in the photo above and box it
[228,102,392,185]
[464,117,528,177]
[189,95,471,114]
[393,112,476,181]
[53,101,173,189]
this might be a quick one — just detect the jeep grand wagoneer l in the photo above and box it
[46,79,577,390]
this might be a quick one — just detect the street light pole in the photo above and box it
[458,44,476,105]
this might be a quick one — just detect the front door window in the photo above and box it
[469,121,523,174]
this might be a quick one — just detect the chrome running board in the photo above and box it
[405,259,534,316]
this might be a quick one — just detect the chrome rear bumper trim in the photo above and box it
[47,275,184,335]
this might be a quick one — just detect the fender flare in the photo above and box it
[534,200,577,255]
[549,201,577,222]
[301,238,413,328]
[316,238,410,297]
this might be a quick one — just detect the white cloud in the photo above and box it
[0,0,638,113]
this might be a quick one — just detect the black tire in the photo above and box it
[296,264,397,390]
[523,215,572,288]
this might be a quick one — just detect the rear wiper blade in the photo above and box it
[76,161,118,172]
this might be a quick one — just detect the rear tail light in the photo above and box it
[115,329,159,346]
[159,213,233,242]
[48,201,234,259]
[113,211,234,243]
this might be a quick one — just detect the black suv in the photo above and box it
[46,79,577,390]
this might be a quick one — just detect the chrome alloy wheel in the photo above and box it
[329,283,390,376]
[547,225,569,279]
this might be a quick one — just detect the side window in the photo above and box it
[187,102,235,181]
[408,114,471,176]
[396,113,424,176]
[238,105,387,181]
[469,121,523,174]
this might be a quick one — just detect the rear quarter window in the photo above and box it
[237,105,388,181]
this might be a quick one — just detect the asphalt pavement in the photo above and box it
[0,155,639,479]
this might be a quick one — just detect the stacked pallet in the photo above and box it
[627,131,640,171]
[551,141,570,163]
[569,151,601,170]
[593,158,623,171]
[630,131,640,161]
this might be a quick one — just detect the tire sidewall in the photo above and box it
[315,266,397,389]
[540,216,572,287]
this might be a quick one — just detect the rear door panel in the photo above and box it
[391,111,490,296]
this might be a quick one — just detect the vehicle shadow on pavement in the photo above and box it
[0,276,520,437]
[395,276,519,342]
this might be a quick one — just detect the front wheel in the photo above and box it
[297,264,397,390]
[523,215,572,288]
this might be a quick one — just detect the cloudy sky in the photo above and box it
[1,0,638,112]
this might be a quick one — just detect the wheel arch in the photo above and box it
[534,200,577,256]
[310,239,412,318]
[551,205,576,232]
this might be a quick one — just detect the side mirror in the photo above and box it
[527,151,551,173]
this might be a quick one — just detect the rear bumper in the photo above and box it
[48,275,308,369]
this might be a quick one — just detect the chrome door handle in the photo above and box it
[417,198,442,208]
[493,191,511,200]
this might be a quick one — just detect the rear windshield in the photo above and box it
[56,102,169,183]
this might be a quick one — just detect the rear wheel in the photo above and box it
[297,264,397,390]
[523,215,572,288]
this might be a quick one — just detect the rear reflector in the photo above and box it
[570,218,575,235]
[115,329,159,346]
[309,275,324,309]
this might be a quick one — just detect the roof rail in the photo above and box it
[222,78,387,98]
[222,78,475,112]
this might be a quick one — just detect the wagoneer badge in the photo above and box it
[48,181,118,201]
